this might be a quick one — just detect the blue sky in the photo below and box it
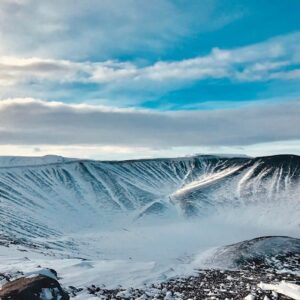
[0,0,299,158]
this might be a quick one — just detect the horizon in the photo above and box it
[0,1,300,159]
[0,152,299,165]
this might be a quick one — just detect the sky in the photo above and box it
[0,0,300,159]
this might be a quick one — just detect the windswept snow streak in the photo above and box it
[0,155,299,246]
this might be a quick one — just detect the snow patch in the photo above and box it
[258,281,300,300]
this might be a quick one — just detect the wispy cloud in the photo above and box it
[1,32,299,92]
[0,0,239,59]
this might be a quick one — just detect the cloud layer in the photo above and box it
[0,98,299,149]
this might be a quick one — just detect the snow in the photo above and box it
[73,296,98,300]
[0,218,298,292]
[0,154,298,298]
[171,164,244,196]
[0,154,299,244]
[25,268,57,280]
[258,281,300,300]
[0,155,75,168]
[40,288,53,300]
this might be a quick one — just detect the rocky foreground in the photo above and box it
[0,236,299,299]
[1,262,299,299]
[67,264,300,300]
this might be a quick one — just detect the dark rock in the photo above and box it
[0,275,69,300]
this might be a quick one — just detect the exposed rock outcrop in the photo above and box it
[0,274,69,300]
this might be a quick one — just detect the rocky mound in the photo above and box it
[0,269,69,300]
[200,236,300,271]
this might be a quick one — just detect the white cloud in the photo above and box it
[0,32,300,93]
[0,98,299,153]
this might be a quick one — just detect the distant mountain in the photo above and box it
[0,154,299,246]
[0,155,75,167]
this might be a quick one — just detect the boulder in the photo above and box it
[0,274,69,300]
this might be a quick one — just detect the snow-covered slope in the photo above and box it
[0,155,299,297]
[0,154,299,246]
